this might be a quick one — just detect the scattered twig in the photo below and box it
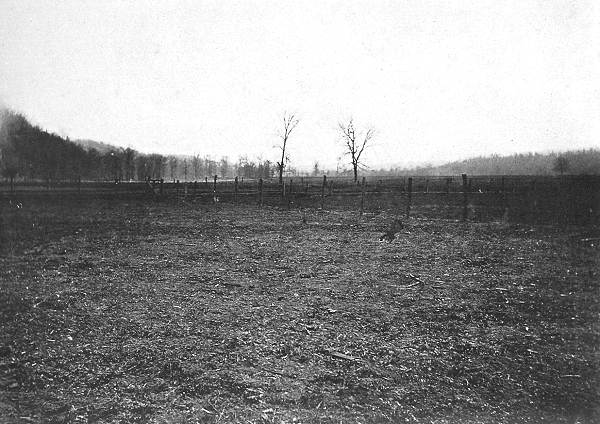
[408,273,422,282]
[397,274,424,289]
[396,281,421,289]
[220,282,254,289]
[33,290,73,308]
[258,367,297,379]
[322,349,359,361]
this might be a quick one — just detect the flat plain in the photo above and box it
[1,197,598,423]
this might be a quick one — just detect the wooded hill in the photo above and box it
[389,149,600,176]
[0,108,274,182]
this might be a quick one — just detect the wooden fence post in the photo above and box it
[360,177,366,215]
[288,178,294,210]
[462,173,469,221]
[501,176,506,212]
[258,178,263,207]
[234,176,239,205]
[176,180,180,200]
[406,177,413,218]
[445,177,452,219]
[321,175,327,209]
[213,175,218,203]
[160,179,164,195]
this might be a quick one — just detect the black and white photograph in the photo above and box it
[1,1,599,422]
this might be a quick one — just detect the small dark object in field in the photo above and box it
[380,218,403,241]
[301,209,307,224]
[322,348,359,361]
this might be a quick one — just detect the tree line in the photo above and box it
[0,108,376,184]
[386,150,600,176]
[0,109,275,183]
[2,107,598,185]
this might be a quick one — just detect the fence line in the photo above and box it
[1,174,599,225]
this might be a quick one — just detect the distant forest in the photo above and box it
[1,107,599,183]
[386,150,600,176]
[0,109,274,182]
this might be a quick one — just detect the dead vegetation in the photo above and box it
[0,198,599,423]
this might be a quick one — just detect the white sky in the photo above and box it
[1,0,599,170]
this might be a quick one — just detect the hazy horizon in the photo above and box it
[1,1,599,170]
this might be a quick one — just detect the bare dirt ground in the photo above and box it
[1,198,599,423]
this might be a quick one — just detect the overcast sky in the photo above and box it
[1,0,598,170]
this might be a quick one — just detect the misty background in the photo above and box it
[1,1,599,175]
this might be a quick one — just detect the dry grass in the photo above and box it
[1,198,599,423]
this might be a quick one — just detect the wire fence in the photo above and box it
[1,174,598,225]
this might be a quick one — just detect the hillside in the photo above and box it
[73,139,120,154]
[0,108,273,182]
[390,150,600,176]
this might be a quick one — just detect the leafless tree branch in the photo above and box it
[277,112,299,184]
[338,118,375,182]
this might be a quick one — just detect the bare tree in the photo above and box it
[168,156,178,181]
[220,156,230,178]
[122,148,135,181]
[182,158,188,181]
[339,118,374,183]
[553,155,569,176]
[149,154,165,179]
[276,112,299,184]
[192,154,201,180]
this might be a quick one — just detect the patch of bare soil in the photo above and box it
[1,199,599,423]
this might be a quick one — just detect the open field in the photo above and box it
[1,196,599,423]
